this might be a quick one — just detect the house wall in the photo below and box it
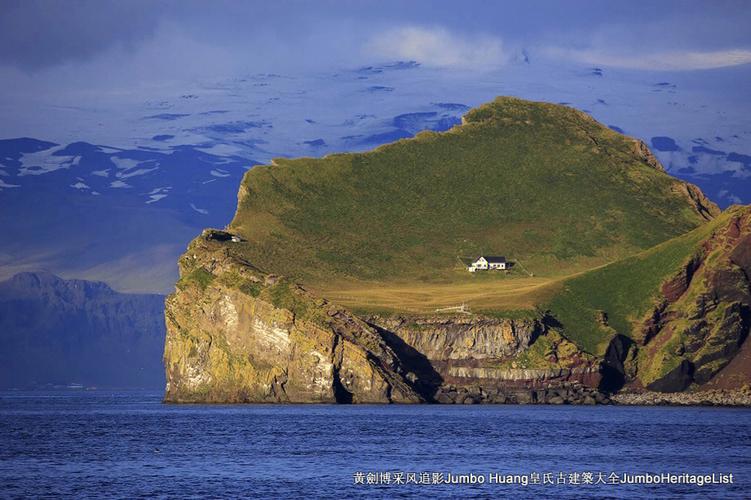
[468,258,506,272]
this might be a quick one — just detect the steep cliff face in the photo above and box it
[366,315,605,404]
[635,207,751,392]
[163,230,423,403]
[544,204,751,397]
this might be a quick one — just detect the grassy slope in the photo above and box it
[229,96,712,304]
[314,276,558,315]
[544,210,733,355]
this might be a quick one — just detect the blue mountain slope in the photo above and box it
[0,139,254,292]
[0,272,165,389]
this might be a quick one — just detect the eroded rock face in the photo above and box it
[679,183,722,222]
[370,315,540,361]
[637,209,751,392]
[163,230,423,403]
[366,315,604,403]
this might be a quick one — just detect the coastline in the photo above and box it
[612,389,751,407]
[160,388,751,407]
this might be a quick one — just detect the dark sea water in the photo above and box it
[1,391,750,499]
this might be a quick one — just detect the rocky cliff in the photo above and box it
[163,230,423,403]
[633,207,751,392]
[367,315,606,404]
[164,214,751,403]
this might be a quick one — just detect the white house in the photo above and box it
[468,256,507,272]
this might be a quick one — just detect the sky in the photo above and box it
[2,1,751,89]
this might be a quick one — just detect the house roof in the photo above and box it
[480,255,506,263]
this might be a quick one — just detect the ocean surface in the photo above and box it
[1,391,750,499]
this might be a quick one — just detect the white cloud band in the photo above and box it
[545,47,751,71]
[365,26,507,70]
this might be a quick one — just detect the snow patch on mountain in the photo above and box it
[110,157,141,170]
[18,147,81,176]
[190,203,208,215]
[145,186,171,204]
[117,167,159,179]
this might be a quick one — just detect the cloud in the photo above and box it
[544,47,751,71]
[365,26,507,70]
[0,0,162,71]
[718,190,743,204]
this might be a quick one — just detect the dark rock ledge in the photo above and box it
[433,381,612,405]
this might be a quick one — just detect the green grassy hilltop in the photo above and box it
[229,97,716,297]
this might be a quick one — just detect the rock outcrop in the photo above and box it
[366,314,605,404]
[612,388,751,407]
[163,230,614,404]
[164,236,612,404]
[634,207,751,392]
[163,230,423,403]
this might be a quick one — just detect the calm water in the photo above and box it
[1,391,750,499]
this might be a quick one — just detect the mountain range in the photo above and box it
[0,272,164,389]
